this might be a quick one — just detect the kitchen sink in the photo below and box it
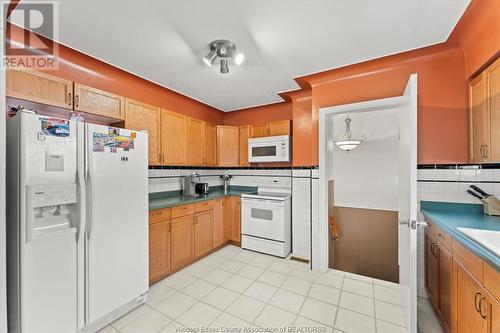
[456,227,500,257]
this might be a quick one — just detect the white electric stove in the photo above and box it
[241,188,291,257]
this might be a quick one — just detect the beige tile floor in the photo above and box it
[99,245,408,333]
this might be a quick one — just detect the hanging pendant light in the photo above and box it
[334,116,365,151]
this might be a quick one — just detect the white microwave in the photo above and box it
[248,135,291,163]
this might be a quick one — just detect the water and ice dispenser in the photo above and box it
[26,183,78,241]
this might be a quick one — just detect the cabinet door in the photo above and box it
[484,290,499,333]
[187,118,203,166]
[125,99,161,165]
[217,126,240,166]
[194,210,214,257]
[249,123,269,138]
[74,83,124,120]
[149,220,171,284]
[239,125,249,166]
[228,197,241,242]
[486,57,500,162]
[203,123,217,166]
[438,244,452,329]
[6,69,73,108]
[171,215,194,271]
[455,261,487,333]
[161,110,188,165]
[425,233,438,304]
[469,73,490,163]
[213,198,228,247]
[268,120,291,136]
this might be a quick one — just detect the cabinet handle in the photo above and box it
[479,296,487,319]
[484,145,488,159]
[475,292,482,313]
[75,95,79,108]
[480,145,484,158]
[168,223,171,232]
[68,93,72,106]
[431,242,438,258]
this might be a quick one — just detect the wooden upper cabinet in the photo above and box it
[74,83,124,120]
[454,261,488,333]
[161,110,188,165]
[228,197,241,243]
[6,69,73,108]
[217,126,240,166]
[239,125,249,166]
[194,210,214,257]
[125,99,161,165]
[203,122,217,166]
[249,120,291,138]
[269,120,291,136]
[469,57,500,163]
[249,123,269,138]
[470,73,490,163]
[486,57,500,162]
[187,118,203,166]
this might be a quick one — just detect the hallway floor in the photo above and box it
[100,245,408,333]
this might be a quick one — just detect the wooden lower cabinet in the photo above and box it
[171,215,195,271]
[228,197,241,243]
[194,210,214,257]
[438,244,452,330]
[214,198,229,247]
[454,261,488,333]
[425,232,438,304]
[149,220,171,284]
[149,198,238,284]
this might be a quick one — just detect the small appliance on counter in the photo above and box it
[220,174,232,194]
[182,172,201,197]
[467,185,500,216]
[195,182,210,195]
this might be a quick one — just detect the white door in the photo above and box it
[85,124,148,324]
[398,74,418,333]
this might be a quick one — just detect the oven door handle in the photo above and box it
[242,198,286,205]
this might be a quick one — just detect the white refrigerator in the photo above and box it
[6,111,148,333]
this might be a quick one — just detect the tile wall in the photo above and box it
[149,167,311,261]
[416,165,500,298]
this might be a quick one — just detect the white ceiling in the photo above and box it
[13,0,470,111]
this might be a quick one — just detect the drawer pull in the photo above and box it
[479,296,487,319]
[475,292,481,313]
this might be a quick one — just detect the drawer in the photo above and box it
[195,200,214,212]
[483,262,500,301]
[149,208,171,224]
[171,204,195,218]
[434,225,452,253]
[453,239,483,282]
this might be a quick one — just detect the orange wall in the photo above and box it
[223,102,292,125]
[305,44,469,165]
[448,0,500,78]
[229,0,499,166]
[6,23,224,124]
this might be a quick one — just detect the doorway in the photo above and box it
[317,75,418,332]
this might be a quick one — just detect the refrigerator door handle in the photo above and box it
[86,169,94,239]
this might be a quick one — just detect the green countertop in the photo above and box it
[149,186,257,211]
[420,201,500,271]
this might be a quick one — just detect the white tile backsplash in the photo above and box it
[416,166,500,299]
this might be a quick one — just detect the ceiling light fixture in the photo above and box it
[203,39,244,74]
[334,116,365,151]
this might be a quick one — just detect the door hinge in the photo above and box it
[411,220,417,230]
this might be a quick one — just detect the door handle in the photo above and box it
[68,92,72,106]
[475,292,481,313]
[484,145,488,159]
[479,296,487,319]
[75,95,80,108]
